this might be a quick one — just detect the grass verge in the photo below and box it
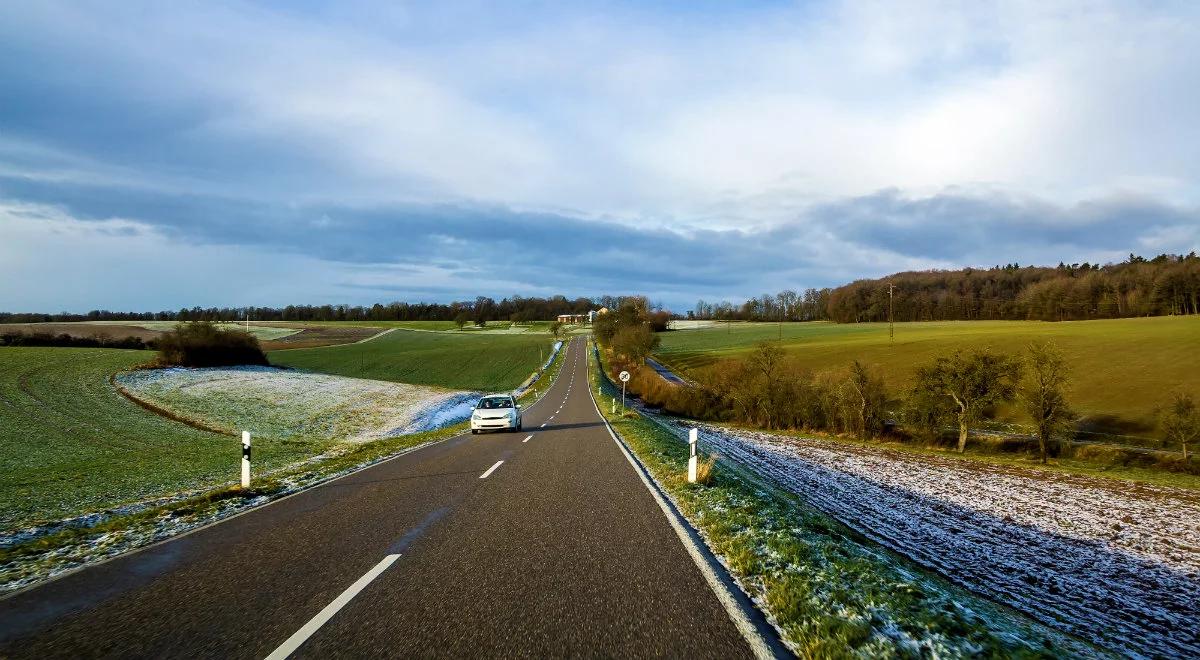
[589,344,1093,657]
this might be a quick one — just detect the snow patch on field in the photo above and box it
[667,420,1200,658]
[117,366,475,441]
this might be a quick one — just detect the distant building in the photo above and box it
[557,313,587,324]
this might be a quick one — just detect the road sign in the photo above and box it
[617,371,630,414]
[619,371,630,382]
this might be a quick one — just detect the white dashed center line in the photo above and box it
[479,460,504,479]
[522,435,533,443]
[265,553,401,660]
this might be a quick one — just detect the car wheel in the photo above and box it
[471,429,479,435]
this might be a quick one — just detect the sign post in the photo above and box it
[618,370,630,413]
[241,431,251,489]
[687,428,698,483]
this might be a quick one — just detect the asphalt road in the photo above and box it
[0,337,760,659]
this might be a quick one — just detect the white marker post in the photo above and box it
[687,428,699,483]
[241,431,251,489]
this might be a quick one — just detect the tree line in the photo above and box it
[827,253,1200,323]
[0,295,619,325]
[690,288,833,321]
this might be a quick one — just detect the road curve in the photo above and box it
[0,337,757,658]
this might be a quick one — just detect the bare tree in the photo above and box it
[1162,392,1199,462]
[747,340,785,428]
[548,320,566,340]
[913,349,1021,452]
[1021,342,1076,464]
[847,360,888,440]
[611,324,659,365]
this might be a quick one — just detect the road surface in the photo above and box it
[0,337,766,659]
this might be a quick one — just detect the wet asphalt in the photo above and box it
[0,337,752,659]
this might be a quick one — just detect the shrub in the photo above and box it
[155,322,268,367]
[694,454,717,485]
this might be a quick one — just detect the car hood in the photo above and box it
[475,410,514,419]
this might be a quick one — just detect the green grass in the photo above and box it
[588,345,1081,657]
[279,320,461,331]
[268,328,555,391]
[656,317,1200,430]
[0,347,336,529]
[271,320,561,333]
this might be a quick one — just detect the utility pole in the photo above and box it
[888,283,895,346]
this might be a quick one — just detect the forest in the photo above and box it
[690,253,1200,323]
[825,253,1200,323]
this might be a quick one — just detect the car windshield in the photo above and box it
[477,396,513,410]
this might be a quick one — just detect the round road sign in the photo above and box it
[618,370,631,383]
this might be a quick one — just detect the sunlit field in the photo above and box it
[655,317,1200,430]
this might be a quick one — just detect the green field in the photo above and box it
[269,328,555,391]
[0,347,334,529]
[269,320,566,333]
[655,317,1200,430]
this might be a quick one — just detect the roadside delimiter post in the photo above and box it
[687,428,698,483]
[241,431,251,489]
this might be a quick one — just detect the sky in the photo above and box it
[2,0,1198,312]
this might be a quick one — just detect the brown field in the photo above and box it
[0,323,161,341]
[258,325,383,350]
[0,322,383,350]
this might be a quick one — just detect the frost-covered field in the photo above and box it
[667,421,1200,658]
[117,367,476,441]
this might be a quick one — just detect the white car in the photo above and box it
[470,394,522,434]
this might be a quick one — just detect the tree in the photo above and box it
[1020,342,1076,463]
[913,349,1021,452]
[846,360,888,440]
[747,341,786,429]
[1161,392,1199,462]
[548,320,565,340]
[454,313,470,330]
[611,324,660,365]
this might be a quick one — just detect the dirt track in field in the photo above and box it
[659,418,1200,658]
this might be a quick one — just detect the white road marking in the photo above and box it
[479,460,504,479]
[265,554,401,660]
[522,435,533,443]
[587,381,778,659]
[540,423,547,428]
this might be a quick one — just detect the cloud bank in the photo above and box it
[1,1,1198,310]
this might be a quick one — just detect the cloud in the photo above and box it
[3,179,1196,311]
[1,1,1198,310]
